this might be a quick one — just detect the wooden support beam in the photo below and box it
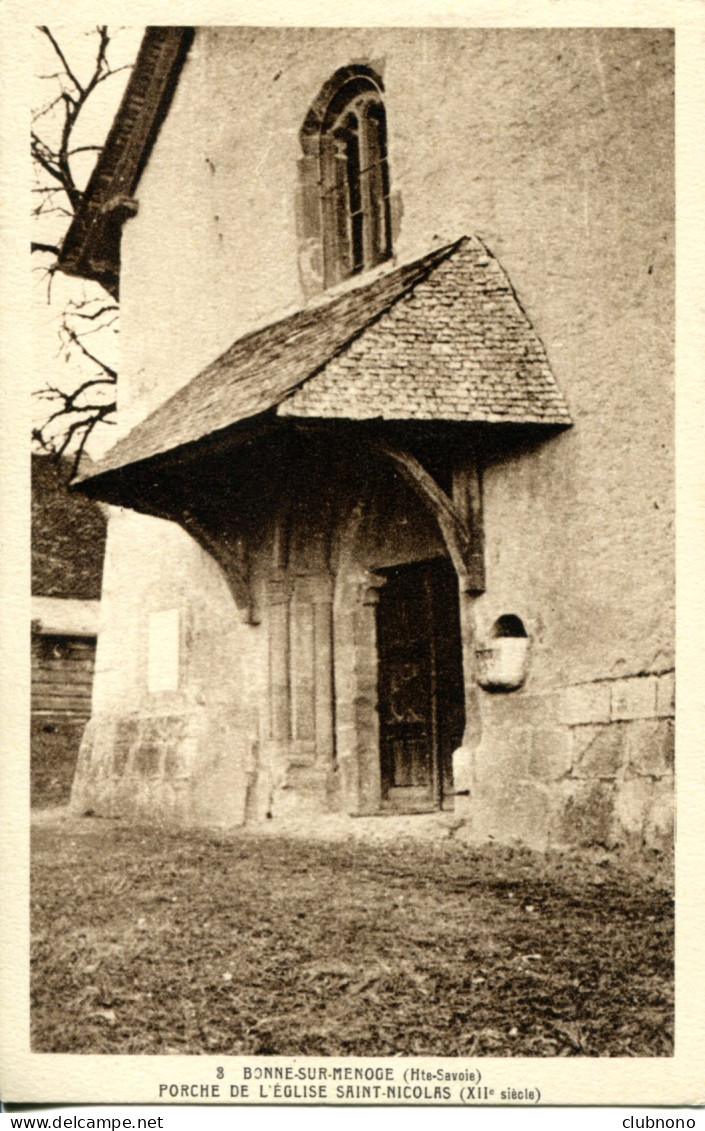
[180,509,259,625]
[106,482,260,626]
[452,456,485,593]
[370,439,485,593]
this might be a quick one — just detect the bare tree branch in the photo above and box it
[31,241,61,256]
[39,26,86,98]
[32,92,66,122]
[66,145,104,156]
[59,321,118,379]
[66,302,118,321]
[32,25,135,466]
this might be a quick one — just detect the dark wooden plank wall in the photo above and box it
[31,635,96,718]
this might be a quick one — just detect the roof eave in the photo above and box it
[69,236,573,510]
[57,27,194,292]
[71,414,571,515]
[70,410,281,508]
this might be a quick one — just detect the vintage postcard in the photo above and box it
[1,0,703,1111]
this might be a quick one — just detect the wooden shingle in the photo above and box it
[75,236,570,490]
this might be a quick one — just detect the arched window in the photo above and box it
[300,67,393,290]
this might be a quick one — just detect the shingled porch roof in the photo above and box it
[74,236,570,496]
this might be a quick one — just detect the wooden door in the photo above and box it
[376,558,464,810]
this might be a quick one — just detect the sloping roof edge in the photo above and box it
[72,239,464,488]
[72,236,572,503]
[58,27,194,296]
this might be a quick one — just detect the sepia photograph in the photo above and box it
[3,4,700,1108]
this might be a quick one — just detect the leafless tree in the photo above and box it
[32,26,133,474]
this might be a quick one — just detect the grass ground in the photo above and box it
[31,815,673,1057]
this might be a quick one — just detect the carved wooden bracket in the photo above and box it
[179,509,259,625]
[370,440,485,593]
[111,482,260,624]
[451,459,485,594]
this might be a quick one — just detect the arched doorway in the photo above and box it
[376,557,465,811]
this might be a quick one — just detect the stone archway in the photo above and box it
[330,448,481,816]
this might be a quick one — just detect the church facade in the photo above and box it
[61,27,674,851]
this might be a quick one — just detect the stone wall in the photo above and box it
[73,28,674,851]
[72,453,447,825]
[560,671,675,850]
[73,434,674,853]
[118,25,673,682]
[455,670,674,852]
[72,507,267,825]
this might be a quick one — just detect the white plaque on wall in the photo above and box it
[147,608,180,692]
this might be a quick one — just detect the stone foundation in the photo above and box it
[73,668,674,855]
[67,29,673,862]
[69,426,673,853]
[71,709,259,826]
[454,669,674,853]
